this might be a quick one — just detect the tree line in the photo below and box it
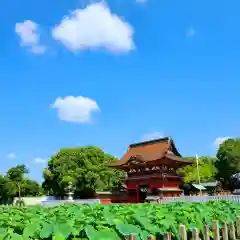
[0,146,124,201]
[1,138,240,201]
[0,165,43,204]
[178,138,240,191]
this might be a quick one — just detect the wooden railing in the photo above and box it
[126,217,240,240]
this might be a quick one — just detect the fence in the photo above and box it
[126,216,240,240]
[16,195,240,206]
[14,196,101,206]
[161,195,240,204]
[41,199,100,207]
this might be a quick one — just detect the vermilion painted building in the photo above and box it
[108,137,192,203]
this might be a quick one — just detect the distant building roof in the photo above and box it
[158,188,182,192]
[192,184,207,190]
[109,137,192,169]
[201,181,218,187]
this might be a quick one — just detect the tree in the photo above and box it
[6,164,29,199]
[6,164,28,182]
[0,174,16,204]
[42,146,124,198]
[21,179,43,196]
[178,156,217,183]
[0,165,42,204]
[215,138,240,189]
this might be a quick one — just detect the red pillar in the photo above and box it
[136,185,139,203]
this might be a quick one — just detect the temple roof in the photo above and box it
[109,137,192,168]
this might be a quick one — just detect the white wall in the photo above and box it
[14,197,45,205]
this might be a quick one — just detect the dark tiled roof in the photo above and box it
[109,137,192,167]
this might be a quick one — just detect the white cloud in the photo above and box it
[186,27,196,37]
[141,132,164,141]
[7,153,16,159]
[214,137,231,147]
[15,20,46,54]
[52,2,134,53]
[51,96,100,123]
[34,157,46,164]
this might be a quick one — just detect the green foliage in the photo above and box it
[0,174,17,204]
[21,179,43,197]
[0,165,42,204]
[42,146,124,198]
[0,201,239,239]
[6,164,28,182]
[215,138,240,189]
[178,156,217,183]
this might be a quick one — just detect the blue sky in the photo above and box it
[0,0,239,182]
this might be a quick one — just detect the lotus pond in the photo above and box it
[0,201,239,240]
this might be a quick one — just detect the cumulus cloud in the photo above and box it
[52,2,134,53]
[7,153,16,159]
[214,136,231,147]
[51,96,100,123]
[186,27,196,37]
[15,20,46,54]
[34,157,46,164]
[141,132,164,141]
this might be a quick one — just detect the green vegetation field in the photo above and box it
[0,201,239,240]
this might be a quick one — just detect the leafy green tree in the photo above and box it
[42,146,123,198]
[215,138,240,189]
[0,174,16,204]
[0,165,42,204]
[178,156,217,183]
[22,179,43,196]
[6,164,28,182]
[6,164,29,199]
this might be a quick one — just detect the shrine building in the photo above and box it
[108,137,192,203]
